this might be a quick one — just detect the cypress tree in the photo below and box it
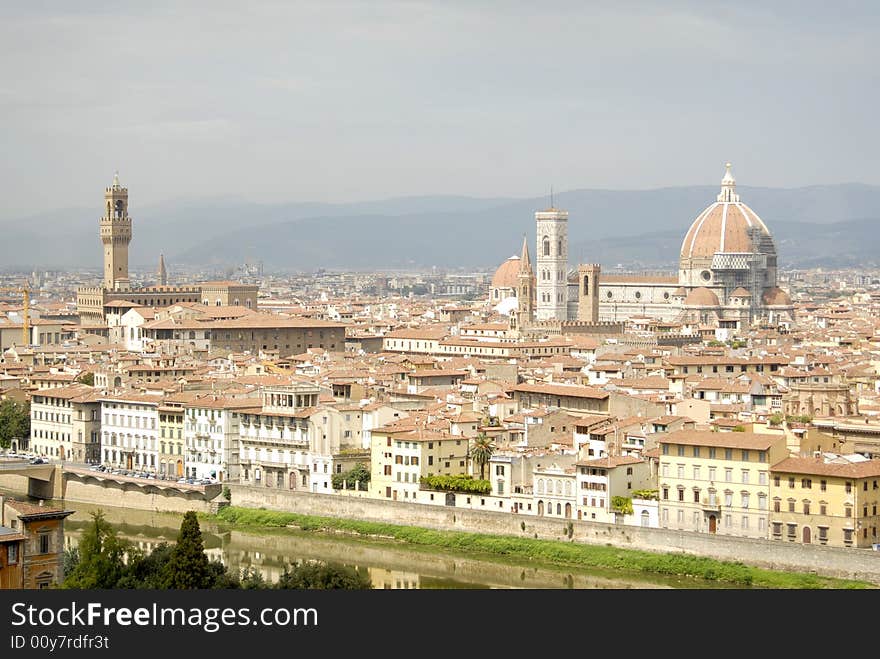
[162,511,214,589]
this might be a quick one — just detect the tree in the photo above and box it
[332,463,371,490]
[0,399,29,449]
[75,371,95,386]
[469,433,495,480]
[161,511,215,589]
[276,561,371,590]
[62,511,130,589]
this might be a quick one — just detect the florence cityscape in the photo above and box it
[2,2,880,593]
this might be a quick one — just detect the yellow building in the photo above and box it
[658,430,789,538]
[158,402,186,479]
[370,427,470,502]
[770,456,880,548]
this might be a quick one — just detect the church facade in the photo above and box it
[491,164,794,332]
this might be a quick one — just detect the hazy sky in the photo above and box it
[1,0,878,219]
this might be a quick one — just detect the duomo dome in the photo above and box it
[678,163,778,290]
[491,255,520,290]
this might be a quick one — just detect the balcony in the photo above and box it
[701,497,721,512]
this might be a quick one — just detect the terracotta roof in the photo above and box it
[658,429,784,451]
[680,198,773,259]
[3,500,73,519]
[490,256,521,289]
[771,456,880,478]
[575,455,644,468]
[508,382,609,400]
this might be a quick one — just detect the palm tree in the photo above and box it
[469,433,495,481]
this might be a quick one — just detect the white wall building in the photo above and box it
[100,394,160,473]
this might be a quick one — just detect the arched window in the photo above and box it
[557,240,562,256]
[537,479,545,494]
[556,502,562,515]
[583,275,590,295]
[542,237,550,256]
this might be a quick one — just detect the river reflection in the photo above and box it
[12,493,743,589]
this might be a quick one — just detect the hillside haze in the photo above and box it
[2,184,879,271]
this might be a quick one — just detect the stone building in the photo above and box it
[77,174,258,325]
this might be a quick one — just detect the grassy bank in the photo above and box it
[208,506,873,589]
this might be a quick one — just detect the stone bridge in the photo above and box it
[0,460,62,499]
[0,460,222,511]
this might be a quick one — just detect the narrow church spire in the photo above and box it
[519,234,531,271]
[158,253,167,286]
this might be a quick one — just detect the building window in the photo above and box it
[741,450,749,462]
[724,492,733,507]
[819,503,827,516]
[843,528,853,546]
[772,522,782,538]
[693,489,700,503]
[662,487,669,500]
[741,516,749,530]
[724,449,732,460]
[788,499,796,513]
[8,543,18,564]
[677,445,685,457]
[661,444,669,455]
[845,506,852,518]
[741,493,750,509]
[820,480,827,492]
[708,467,716,481]
[708,447,716,459]
[693,446,700,458]
[773,475,780,487]
[817,527,828,545]
[788,477,795,488]
[803,502,810,515]
[678,488,685,502]
[725,468,732,482]
[801,478,812,489]
[787,523,797,540]
[741,470,749,484]
[845,482,852,494]
[39,533,50,554]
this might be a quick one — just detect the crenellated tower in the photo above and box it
[100,172,132,291]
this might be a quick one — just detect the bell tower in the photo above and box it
[100,171,132,291]
[510,235,536,334]
[577,263,601,323]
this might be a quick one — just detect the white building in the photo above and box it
[183,396,254,482]
[100,394,160,473]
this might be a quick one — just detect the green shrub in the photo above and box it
[420,474,491,495]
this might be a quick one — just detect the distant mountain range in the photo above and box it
[2,184,879,272]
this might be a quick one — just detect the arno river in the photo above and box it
[5,491,740,589]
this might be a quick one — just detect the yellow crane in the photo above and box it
[0,285,31,346]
